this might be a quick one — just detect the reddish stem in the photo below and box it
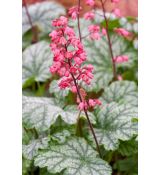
[75,0,102,157]
[23,0,38,43]
[70,72,102,158]
[77,0,82,41]
[100,0,117,80]
[65,48,102,158]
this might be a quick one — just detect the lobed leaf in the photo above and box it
[82,35,136,92]
[22,1,66,35]
[23,137,49,160]
[22,41,52,85]
[101,80,138,107]
[23,96,96,132]
[89,102,137,150]
[35,138,112,175]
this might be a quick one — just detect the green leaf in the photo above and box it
[101,81,138,107]
[22,41,52,85]
[118,138,138,156]
[101,19,121,31]
[34,138,112,175]
[49,80,70,98]
[22,158,31,175]
[22,1,66,35]
[90,102,137,150]
[23,137,49,160]
[23,96,96,132]
[22,127,34,145]
[113,157,138,174]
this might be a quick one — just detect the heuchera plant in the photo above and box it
[49,0,131,158]
[22,0,138,174]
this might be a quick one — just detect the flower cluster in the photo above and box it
[85,0,95,6]
[84,12,95,20]
[68,6,81,20]
[112,8,122,18]
[78,99,102,110]
[88,25,100,40]
[113,55,129,63]
[114,28,130,37]
[49,16,101,109]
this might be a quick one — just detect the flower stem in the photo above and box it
[75,0,101,157]
[70,72,102,158]
[100,0,117,80]
[23,0,38,43]
[63,8,102,156]
[77,0,82,41]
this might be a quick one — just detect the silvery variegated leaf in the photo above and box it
[82,35,136,92]
[101,81,138,107]
[69,18,90,38]
[90,102,137,151]
[49,80,70,98]
[23,96,96,132]
[23,96,61,132]
[51,130,71,144]
[34,138,112,175]
[22,1,66,35]
[65,105,96,124]
[23,137,49,160]
[22,41,52,85]
[82,36,113,92]
[94,10,116,23]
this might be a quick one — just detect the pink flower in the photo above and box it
[59,37,67,45]
[94,99,102,105]
[52,16,68,26]
[50,62,61,74]
[88,25,100,32]
[74,56,83,65]
[90,33,100,40]
[111,0,120,3]
[88,25,100,40]
[114,28,130,37]
[117,75,123,81]
[58,78,72,89]
[49,30,58,40]
[64,27,75,37]
[71,86,77,93]
[78,102,88,110]
[102,28,107,35]
[49,16,94,85]
[89,99,102,107]
[65,51,73,59]
[89,99,96,107]
[70,66,77,73]
[113,55,129,63]
[68,6,81,20]
[85,64,94,71]
[49,16,101,111]
[84,12,95,20]
[85,0,95,6]
[112,8,122,18]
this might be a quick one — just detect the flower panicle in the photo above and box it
[49,16,101,110]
